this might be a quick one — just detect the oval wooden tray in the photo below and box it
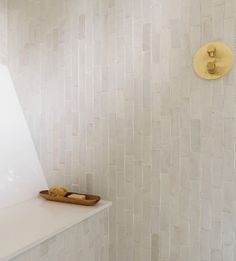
[39,190,101,206]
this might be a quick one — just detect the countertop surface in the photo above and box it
[0,197,111,260]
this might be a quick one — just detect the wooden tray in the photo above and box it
[39,190,101,206]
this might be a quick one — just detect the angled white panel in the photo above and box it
[0,64,48,208]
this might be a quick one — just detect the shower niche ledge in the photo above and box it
[0,198,111,261]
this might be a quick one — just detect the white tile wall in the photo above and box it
[11,209,109,261]
[3,0,236,260]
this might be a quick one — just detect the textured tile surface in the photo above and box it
[11,208,109,261]
[2,0,236,260]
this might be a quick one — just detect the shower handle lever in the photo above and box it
[207,45,216,57]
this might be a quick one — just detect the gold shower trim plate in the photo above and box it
[193,41,233,80]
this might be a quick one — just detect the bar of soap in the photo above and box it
[67,194,86,200]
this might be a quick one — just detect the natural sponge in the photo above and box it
[48,186,68,197]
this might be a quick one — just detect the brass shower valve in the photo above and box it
[193,41,233,80]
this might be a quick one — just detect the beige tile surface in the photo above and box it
[1,0,236,260]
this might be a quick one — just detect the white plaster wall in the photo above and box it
[6,0,236,260]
